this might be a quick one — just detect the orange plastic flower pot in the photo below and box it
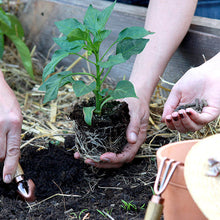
[156,140,207,220]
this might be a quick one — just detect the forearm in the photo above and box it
[130,0,198,102]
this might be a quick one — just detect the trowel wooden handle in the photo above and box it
[144,195,164,220]
[14,162,24,178]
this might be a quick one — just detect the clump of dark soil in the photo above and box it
[0,142,156,220]
[70,99,130,161]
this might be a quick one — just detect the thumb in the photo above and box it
[126,114,140,144]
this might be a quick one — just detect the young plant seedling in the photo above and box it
[121,200,137,211]
[39,0,152,125]
[0,4,34,79]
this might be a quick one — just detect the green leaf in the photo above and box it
[72,80,96,97]
[110,80,137,99]
[99,53,125,68]
[53,36,84,52]
[8,35,34,79]
[116,38,149,60]
[43,49,70,81]
[0,30,4,59]
[39,71,74,103]
[84,1,115,34]
[0,8,11,27]
[117,26,151,42]
[67,28,89,41]
[98,1,116,30]
[83,106,95,126]
[94,30,111,43]
[55,18,85,35]
[0,14,24,39]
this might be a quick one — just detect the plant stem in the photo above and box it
[74,53,96,66]
[100,41,117,61]
[101,66,112,84]
[94,52,102,114]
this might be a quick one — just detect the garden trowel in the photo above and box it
[14,162,36,202]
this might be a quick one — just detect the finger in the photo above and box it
[84,143,140,169]
[126,110,148,144]
[3,127,21,184]
[186,107,219,125]
[170,111,189,133]
[165,115,175,130]
[0,131,6,162]
[74,152,81,159]
[162,88,181,121]
[178,110,203,131]
[85,158,123,169]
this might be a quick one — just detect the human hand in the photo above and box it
[0,71,22,183]
[74,96,149,168]
[162,53,220,132]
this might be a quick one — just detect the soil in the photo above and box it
[69,99,130,162]
[0,140,157,220]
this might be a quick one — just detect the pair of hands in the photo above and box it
[75,53,220,168]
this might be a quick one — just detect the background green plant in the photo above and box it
[0,4,34,79]
[0,1,34,79]
[40,0,152,125]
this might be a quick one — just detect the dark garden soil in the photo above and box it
[0,138,158,220]
[70,99,130,162]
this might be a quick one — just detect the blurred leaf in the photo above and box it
[8,35,34,79]
[55,18,85,35]
[0,8,11,27]
[110,80,137,99]
[116,38,148,60]
[39,71,74,103]
[117,26,152,42]
[99,53,125,68]
[0,14,24,39]
[94,29,111,43]
[67,28,89,41]
[42,50,70,81]
[72,80,96,97]
[84,1,115,34]
[83,106,95,126]
[53,36,84,52]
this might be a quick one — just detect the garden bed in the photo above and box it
[0,38,218,220]
[0,1,219,219]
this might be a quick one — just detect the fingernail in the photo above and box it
[179,113,184,119]
[130,132,137,142]
[4,174,12,183]
[166,118,172,123]
[186,111,192,116]
[173,116,178,121]
[102,158,110,162]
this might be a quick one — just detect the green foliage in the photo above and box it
[69,209,89,220]
[40,0,152,125]
[97,208,113,219]
[121,200,138,211]
[120,200,145,212]
[0,6,34,79]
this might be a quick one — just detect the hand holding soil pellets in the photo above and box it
[0,70,22,183]
[162,52,220,132]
